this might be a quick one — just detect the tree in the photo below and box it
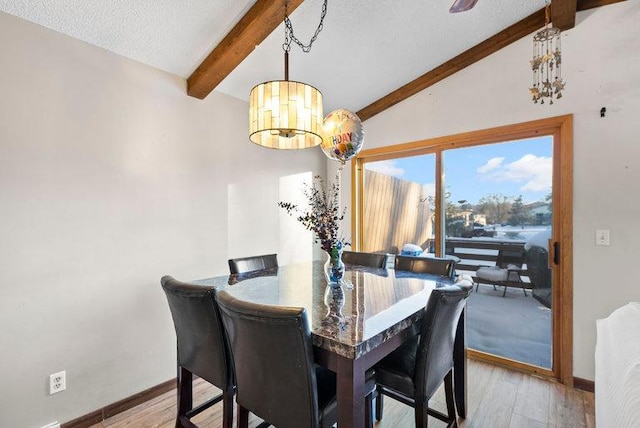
[476,194,512,225]
[422,189,470,237]
[507,195,532,226]
[444,191,469,237]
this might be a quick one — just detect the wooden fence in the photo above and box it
[362,169,432,254]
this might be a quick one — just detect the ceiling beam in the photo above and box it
[357,9,546,122]
[551,0,577,31]
[577,0,626,11]
[554,0,625,28]
[187,0,304,100]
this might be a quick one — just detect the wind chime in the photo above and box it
[529,2,565,104]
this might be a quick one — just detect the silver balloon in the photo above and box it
[320,109,364,163]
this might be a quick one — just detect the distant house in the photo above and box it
[526,202,551,225]
[459,210,487,227]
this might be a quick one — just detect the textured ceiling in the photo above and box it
[0,0,546,113]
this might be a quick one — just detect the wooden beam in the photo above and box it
[554,0,625,28]
[187,0,304,100]
[551,0,577,31]
[577,0,626,11]
[357,9,546,122]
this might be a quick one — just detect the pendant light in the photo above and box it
[249,1,328,149]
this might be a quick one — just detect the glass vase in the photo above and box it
[323,284,345,321]
[324,244,345,286]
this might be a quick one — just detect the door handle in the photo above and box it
[548,239,559,268]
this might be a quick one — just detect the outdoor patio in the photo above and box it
[466,284,552,368]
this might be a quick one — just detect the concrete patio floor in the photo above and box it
[466,284,552,368]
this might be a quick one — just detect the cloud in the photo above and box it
[478,154,552,192]
[477,157,505,173]
[365,160,405,177]
[422,183,435,201]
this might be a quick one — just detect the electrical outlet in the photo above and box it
[49,370,66,395]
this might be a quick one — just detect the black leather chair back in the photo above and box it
[228,253,278,274]
[414,283,472,401]
[217,291,323,428]
[161,276,233,389]
[342,251,388,268]
[394,255,456,278]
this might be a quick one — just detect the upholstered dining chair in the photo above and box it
[342,250,388,269]
[216,290,375,428]
[228,253,278,275]
[372,282,473,428]
[394,254,457,279]
[160,276,235,428]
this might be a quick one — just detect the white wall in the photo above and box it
[2,3,637,426]
[0,13,324,428]
[344,0,640,381]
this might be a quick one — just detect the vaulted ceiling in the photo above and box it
[0,0,620,119]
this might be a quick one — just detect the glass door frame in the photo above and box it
[352,115,573,386]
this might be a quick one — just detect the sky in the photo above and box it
[365,136,553,205]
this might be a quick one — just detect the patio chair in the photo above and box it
[525,245,552,307]
[474,247,529,297]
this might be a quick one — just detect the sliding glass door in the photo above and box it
[443,138,553,369]
[353,116,573,382]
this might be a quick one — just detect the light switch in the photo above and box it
[596,229,610,246]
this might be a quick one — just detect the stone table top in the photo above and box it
[197,261,454,360]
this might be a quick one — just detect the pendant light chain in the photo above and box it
[283,0,328,53]
[249,1,327,149]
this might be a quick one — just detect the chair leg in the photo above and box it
[365,391,374,428]
[415,401,429,428]
[237,404,250,428]
[178,416,197,428]
[176,366,193,428]
[222,390,234,428]
[375,385,384,421]
[502,285,507,297]
[444,370,458,428]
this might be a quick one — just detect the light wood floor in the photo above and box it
[89,359,594,428]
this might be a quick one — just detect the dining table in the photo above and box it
[197,260,467,428]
